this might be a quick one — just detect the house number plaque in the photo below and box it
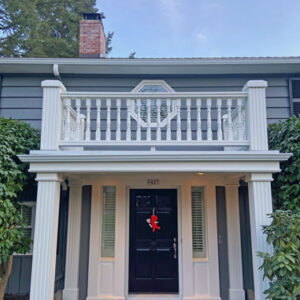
[146,179,160,185]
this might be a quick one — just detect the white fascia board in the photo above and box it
[18,150,291,174]
[19,150,291,162]
[2,57,300,75]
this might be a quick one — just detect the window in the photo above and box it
[290,79,300,116]
[19,202,36,254]
[131,80,175,124]
[101,186,116,258]
[191,187,206,258]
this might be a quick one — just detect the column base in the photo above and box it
[229,288,245,300]
[63,288,79,300]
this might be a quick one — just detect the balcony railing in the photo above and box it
[40,80,269,151]
[59,92,248,148]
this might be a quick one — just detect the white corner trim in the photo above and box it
[41,79,66,90]
[53,64,60,77]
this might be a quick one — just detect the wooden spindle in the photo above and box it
[64,98,71,141]
[217,98,222,141]
[96,99,101,140]
[75,98,81,141]
[237,99,243,141]
[227,98,232,140]
[207,98,212,140]
[166,99,171,141]
[106,98,111,141]
[196,98,202,141]
[137,99,141,141]
[126,99,131,141]
[146,99,151,141]
[186,98,191,141]
[156,99,161,141]
[116,98,121,141]
[85,99,91,141]
[176,99,181,141]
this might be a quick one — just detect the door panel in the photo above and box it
[129,189,178,293]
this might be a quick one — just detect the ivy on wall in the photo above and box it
[0,117,39,284]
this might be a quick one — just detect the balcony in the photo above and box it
[40,80,269,152]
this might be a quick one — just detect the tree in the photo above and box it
[0,0,113,58]
[258,117,300,299]
[0,118,40,299]
[268,116,300,211]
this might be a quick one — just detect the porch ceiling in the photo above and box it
[19,150,291,174]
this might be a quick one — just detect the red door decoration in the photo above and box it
[146,208,161,232]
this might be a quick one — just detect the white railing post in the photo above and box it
[243,80,268,150]
[41,80,66,150]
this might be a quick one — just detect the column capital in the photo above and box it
[246,173,273,183]
[243,80,268,91]
[36,173,63,182]
[41,80,66,91]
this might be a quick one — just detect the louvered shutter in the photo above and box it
[101,186,116,257]
[191,187,206,258]
[291,80,300,116]
[21,205,33,238]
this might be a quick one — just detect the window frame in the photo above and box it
[15,201,36,255]
[191,186,207,259]
[289,78,300,116]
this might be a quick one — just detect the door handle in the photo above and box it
[173,238,177,259]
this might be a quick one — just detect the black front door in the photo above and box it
[129,189,178,293]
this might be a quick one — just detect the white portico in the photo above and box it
[20,79,290,300]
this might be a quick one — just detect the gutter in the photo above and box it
[1,57,300,76]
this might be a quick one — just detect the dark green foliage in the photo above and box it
[0,118,39,279]
[0,0,112,58]
[268,116,300,211]
[259,211,300,299]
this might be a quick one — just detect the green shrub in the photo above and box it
[0,117,39,278]
[268,116,300,211]
[259,210,300,299]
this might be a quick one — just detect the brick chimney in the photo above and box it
[80,13,106,58]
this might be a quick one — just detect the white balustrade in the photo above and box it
[59,91,250,148]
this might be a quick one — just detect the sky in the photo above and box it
[96,0,300,58]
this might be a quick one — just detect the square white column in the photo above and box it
[247,173,273,300]
[30,173,62,300]
[225,184,245,300]
[63,181,83,300]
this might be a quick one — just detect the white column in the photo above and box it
[247,173,273,300]
[30,173,62,300]
[225,184,245,300]
[114,184,126,298]
[181,185,194,297]
[41,80,66,150]
[243,80,268,150]
[63,181,83,300]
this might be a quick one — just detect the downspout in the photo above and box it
[53,63,61,80]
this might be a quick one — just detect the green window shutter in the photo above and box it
[191,187,206,258]
[101,186,116,257]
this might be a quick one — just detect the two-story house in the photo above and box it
[1,13,298,300]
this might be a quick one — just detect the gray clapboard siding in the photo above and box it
[0,74,292,131]
[5,255,32,294]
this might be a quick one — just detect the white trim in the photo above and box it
[131,80,175,93]
[20,150,291,162]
